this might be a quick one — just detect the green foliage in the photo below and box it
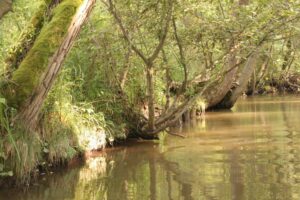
[0,96,40,183]
[5,0,54,72]
[0,0,300,185]
[5,127,42,184]
[0,0,42,74]
[6,0,82,108]
[0,97,14,178]
[42,67,126,153]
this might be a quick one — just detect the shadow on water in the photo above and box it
[1,96,300,200]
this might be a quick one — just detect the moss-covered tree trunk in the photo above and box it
[0,0,12,19]
[5,0,59,73]
[5,0,96,130]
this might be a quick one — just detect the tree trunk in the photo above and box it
[13,0,96,130]
[162,49,171,111]
[254,47,272,91]
[251,68,256,95]
[183,109,190,122]
[239,0,249,5]
[282,39,293,71]
[107,0,173,135]
[146,62,156,131]
[204,47,238,109]
[214,51,258,109]
[190,107,196,119]
[204,0,251,110]
[0,0,12,19]
[119,48,131,90]
[5,0,58,74]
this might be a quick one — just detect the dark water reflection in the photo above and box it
[1,96,300,200]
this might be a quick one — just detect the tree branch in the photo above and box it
[172,17,188,93]
[148,0,173,63]
[107,0,148,63]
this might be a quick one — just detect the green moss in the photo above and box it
[7,0,82,108]
[5,0,52,72]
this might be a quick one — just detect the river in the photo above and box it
[1,96,300,200]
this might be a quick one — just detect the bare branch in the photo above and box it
[172,17,188,93]
[148,0,173,63]
[107,0,148,63]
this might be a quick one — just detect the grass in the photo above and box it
[0,92,119,185]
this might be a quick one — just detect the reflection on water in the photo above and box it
[1,96,300,200]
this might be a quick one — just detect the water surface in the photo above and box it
[1,96,300,200]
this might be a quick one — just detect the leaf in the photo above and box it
[0,98,6,105]
[43,148,49,153]
[86,108,94,114]
[7,171,13,176]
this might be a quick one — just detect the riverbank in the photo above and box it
[1,96,300,200]
[247,72,300,95]
[1,93,300,187]
[0,137,155,188]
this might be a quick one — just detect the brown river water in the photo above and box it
[1,95,300,200]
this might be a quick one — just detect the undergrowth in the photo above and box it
[0,84,124,185]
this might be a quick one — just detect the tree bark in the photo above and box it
[173,17,188,93]
[254,46,272,91]
[190,107,196,119]
[251,68,256,95]
[214,51,258,109]
[204,0,251,110]
[239,0,249,5]
[0,0,12,19]
[183,109,190,122]
[282,39,294,72]
[146,62,156,131]
[162,49,171,111]
[16,0,96,130]
[119,48,131,90]
[204,46,238,109]
[5,0,58,74]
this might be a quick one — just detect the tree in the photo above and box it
[106,0,173,133]
[0,0,12,19]
[2,0,96,130]
[102,0,300,138]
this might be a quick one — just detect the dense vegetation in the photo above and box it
[0,0,299,185]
